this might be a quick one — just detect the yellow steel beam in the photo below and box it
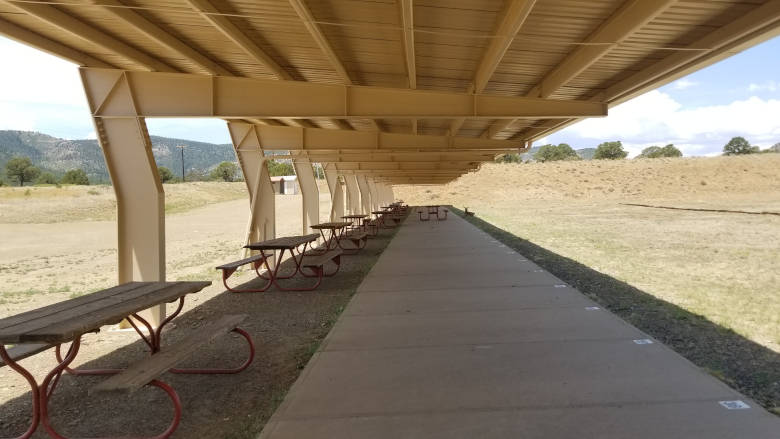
[399,0,416,90]
[5,1,175,72]
[82,68,607,119]
[272,152,499,162]
[449,0,536,135]
[399,0,417,134]
[0,16,115,68]
[96,0,233,76]
[286,0,368,131]
[519,0,780,142]
[225,122,525,151]
[186,0,291,80]
[482,0,675,138]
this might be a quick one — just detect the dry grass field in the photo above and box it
[396,155,780,352]
[0,182,332,317]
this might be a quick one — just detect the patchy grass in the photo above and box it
[0,182,247,223]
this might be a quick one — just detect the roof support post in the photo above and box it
[367,178,380,212]
[343,174,361,215]
[356,175,372,215]
[227,122,276,262]
[80,68,165,326]
[291,153,320,234]
[323,163,345,221]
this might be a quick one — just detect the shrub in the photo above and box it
[594,141,628,160]
[638,144,682,158]
[723,136,759,155]
[210,161,240,182]
[267,160,294,176]
[495,153,522,163]
[534,143,579,162]
[5,156,41,186]
[36,172,58,184]
[158,166,175,183]
[61,169,90,185]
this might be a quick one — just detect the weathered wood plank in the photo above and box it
[20,282,211,344]
[303,249,343,268]
[245,233,319,250]
[93,314,247,393]
[216,253,267,270]
[0,282,147,330]
[0,282,210,344]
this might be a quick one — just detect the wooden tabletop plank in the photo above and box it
[245,233,319,250]
[0,282,146,330]
[0,283,173,340]
[311,222,352,229]
[0,281,210,344]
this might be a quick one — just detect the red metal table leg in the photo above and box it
[0,346,41,439]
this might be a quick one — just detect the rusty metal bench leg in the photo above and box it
[0,346,41,439]
[170,327,255,375]
[220,264,273,293]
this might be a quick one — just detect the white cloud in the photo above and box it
[673,79,699,90]
[748,80,778,92]
[0,102,36,131]
[564,90,780,156]
[0,39,87,107]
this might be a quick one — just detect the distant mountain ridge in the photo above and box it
[0,130,235,183]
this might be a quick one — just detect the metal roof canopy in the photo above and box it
[2,0,779,182]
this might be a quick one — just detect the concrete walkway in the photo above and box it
[260,211,780,438]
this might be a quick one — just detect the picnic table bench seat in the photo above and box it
[216,253,269,293]
[0,342,53,367]
[94,314,250,394]
[302,249,343,278]
[341,230,368,250]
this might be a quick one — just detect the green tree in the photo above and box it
[638,144,682,158]
[5,156,41,186]
[210,161,239,182]
[593,141,628,160]
[61,169,90,185]
[267,160,294,176]
[495,153,521,163]
[36,172,58,184]
[158,166,175,183]
[723,136,759,155]
[534,143,579,162]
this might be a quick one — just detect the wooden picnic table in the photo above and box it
[311,221,353,251]
[242,233,321,291]
[0,281,253,438]
[418,205,447,221]
[342,214,368,233]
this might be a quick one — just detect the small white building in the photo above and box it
[270,175,299,194]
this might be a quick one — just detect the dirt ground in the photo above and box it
[0,192,401,438]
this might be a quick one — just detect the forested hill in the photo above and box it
[0,130,235,183]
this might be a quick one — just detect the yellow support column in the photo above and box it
[367,178,380,211]
[344,174,361,215]
[356,175,372,215]
[292,153,319,234]
[323,163,345,221]
[227,122,275,261]
[80,68,166,326]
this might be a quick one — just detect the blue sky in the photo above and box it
[1,35,779,156]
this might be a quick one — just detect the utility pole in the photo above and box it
[176,145,186,181]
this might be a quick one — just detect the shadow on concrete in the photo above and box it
[449,206,779,414]
[0,224,401,439]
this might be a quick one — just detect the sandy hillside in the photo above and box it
[396,154,780,209]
